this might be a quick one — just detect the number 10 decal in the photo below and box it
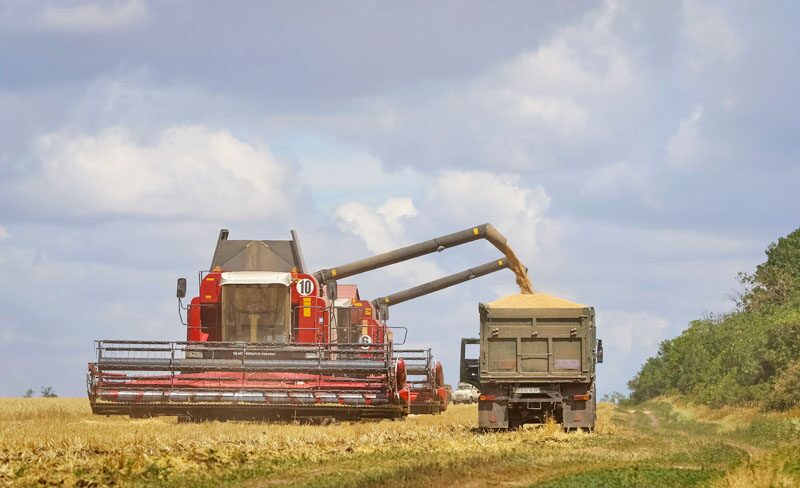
[296,278,315,296]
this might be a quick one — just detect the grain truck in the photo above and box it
[460,293,603,431]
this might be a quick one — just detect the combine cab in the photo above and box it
[88,224,525,422]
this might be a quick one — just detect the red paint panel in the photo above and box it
[186,297,207,341]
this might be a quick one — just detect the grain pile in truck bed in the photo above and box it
[487,292,585,309]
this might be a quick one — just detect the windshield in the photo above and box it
[221,284,290,342]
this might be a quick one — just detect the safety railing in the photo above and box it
[94,340,392,373]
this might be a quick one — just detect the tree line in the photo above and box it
[627,227,800,410]
[23,386,58,398]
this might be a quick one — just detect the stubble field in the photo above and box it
[1,398,798,487]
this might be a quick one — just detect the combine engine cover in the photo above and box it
[395,349,448,414]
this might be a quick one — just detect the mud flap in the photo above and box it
[478,399,508,429]
[561,384,596,430]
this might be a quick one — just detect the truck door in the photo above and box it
[460,338,480,388]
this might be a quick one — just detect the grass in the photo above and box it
[0,398,798,487]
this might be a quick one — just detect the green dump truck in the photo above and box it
[460,293,603,431]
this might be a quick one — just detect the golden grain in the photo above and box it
[486,292,585,309]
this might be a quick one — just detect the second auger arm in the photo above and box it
[372,259,510,320]
[374,258,512,414]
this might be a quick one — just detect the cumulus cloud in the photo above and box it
[335,171,555,288]
[666,106,707,169]
[9,125,292,220]
[335,197,443,285]
[680,0,741,71]
[336,197,418,255]
[40,0,146,32]
[426,171,553,260]
[312,1,637,171]
[424,171,556,298]
[602,310,669,355]
[596,310,670,388]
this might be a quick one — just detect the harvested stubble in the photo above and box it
[487,292,585,309]
[0,399,606,487]
[2,398,793,486]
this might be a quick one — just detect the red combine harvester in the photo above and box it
[87,224,519,422]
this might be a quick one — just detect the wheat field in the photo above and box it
[1,398,798,487]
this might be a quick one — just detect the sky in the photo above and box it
[0,0,798,397]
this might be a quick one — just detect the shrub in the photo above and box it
[764,360,800,411]
[628,227,800,410]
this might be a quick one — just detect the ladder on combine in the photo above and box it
[394,348,447,414]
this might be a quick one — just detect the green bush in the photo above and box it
[765,360,800,411]
[628,227,800,410]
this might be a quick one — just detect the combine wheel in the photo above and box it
[299,417,337,425]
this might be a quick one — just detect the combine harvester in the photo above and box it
[87,224,529,422]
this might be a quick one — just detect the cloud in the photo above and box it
[7,125,293,220]
[422,170,558,297]
[680,0,741,72]
[336,197,418,255]
[583,161,661,209]
[597,310,670,389]
[335,197,443,285]
[0,319,16,345]
[425,171,553,259]
[0,0,796,399]
[0,226,8,241]
[335,171,554,288]
[666,106,707,169]
[40,0,146,32]
[309,1,637,171]
[602,310,670,354]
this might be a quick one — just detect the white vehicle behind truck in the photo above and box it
[451,382,480,404]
